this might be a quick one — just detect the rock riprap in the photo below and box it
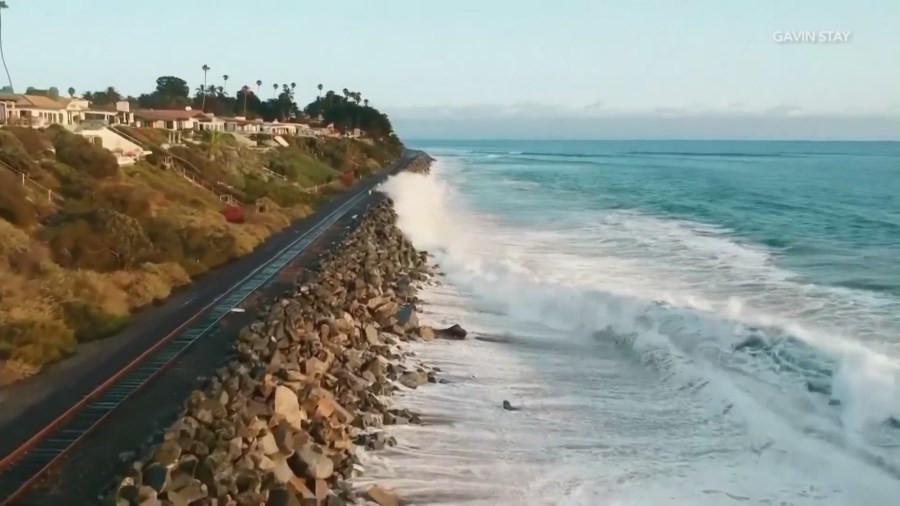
[108,160,467,505]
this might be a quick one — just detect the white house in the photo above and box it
[83,101,134,125]
[133,107,204,130]
[195,115,226,132]
[6,95,68,127]
[261,121,298,136]
[75,124,151,166]
[309,122,339,138]
[57,97,90,124]
[223,116,262,134]
[0,92,22,124]
[292,123,314,137]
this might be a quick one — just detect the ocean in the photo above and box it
[362,140,900,505]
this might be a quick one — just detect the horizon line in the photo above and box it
[402,137,900,143]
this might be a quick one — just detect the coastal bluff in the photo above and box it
[108,157,452,505]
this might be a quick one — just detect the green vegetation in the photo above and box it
[0,72,402,383]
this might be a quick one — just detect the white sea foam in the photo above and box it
[364,159,900,505]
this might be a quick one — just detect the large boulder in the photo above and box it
[399,370,428,389]
[288,443,334,480]
[365,485,400,506]
[274,385,307,431]
[436,324,467,340]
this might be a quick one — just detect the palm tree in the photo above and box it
[290,82,296,95]
[68,87,76,98]
[256,79,262,95]
[201,64,210,111]
[272,83,278,98]
[241,85,250,117]
[317,83,323,100]
[342,88,349,100]
[222,74,229,94]
[0,1,13,92]
[207,129,222,160]
[363,98,369,107]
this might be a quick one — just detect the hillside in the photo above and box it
[0,125,400,384]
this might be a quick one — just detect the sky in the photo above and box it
[3,0,898,140]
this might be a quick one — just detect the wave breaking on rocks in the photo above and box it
[107,157,460,506]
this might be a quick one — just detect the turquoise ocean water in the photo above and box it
[365,140,900,505]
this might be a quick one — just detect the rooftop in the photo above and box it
[133,109,206,121]
[18,95,65,109]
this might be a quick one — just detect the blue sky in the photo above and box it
[3,0,898,139]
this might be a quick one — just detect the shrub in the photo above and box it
[93,181,167,219]
[61,300,130,343]
[41,160,94,198]
[241,172,312,208]
[142,216,188,265]
[179,226,242,270]
[117,126,169,147]
[5,126,51,157]
[0,319,76,366]
[0,130,42,176]
[169,145,237,188]
[265,146,339,186]
[0,171,37,227]
[0,129,29,157]
[52,130,119,179]
[45,208,152,271]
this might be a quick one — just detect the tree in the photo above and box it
[363,98,369,107]
[240,85,250,116]
[303,90,396,139]
[200,64,210,111]
[0,1,13,92]
[256,79,262,95]
[222,74,229,95]
[272,83,278,98]
[67,86,75,98]
[83,86,122,106]
[207,129,222,160]
[137,76,190,109]
[317,83,323,100]
[154,76,190,98]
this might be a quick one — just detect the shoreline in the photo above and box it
[100,156,445,505]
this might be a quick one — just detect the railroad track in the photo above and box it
[0,182,377,504]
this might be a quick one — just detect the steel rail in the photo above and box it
[0,184,373,504]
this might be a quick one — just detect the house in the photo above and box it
[195,114,226,132]
[83,101,134,125]
[309,122,339,138]
[291,123,314,137]
[260,121,298,136]
[57,97,90,124]
[223,116,262,134]
[0,92,22,124]
[74,124,151,166]
[133,107,205,130]
[6,95,68,127]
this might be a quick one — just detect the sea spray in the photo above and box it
[376,156,900,502]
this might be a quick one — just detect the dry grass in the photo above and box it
[0,130,380,384]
